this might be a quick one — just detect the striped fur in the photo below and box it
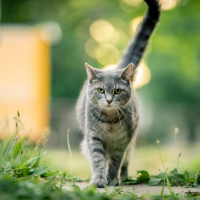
[76,0,160,188]
[117,0,161,78]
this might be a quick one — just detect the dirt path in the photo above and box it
[75,182,200,196]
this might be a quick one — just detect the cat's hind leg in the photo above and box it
[120,145,133,181]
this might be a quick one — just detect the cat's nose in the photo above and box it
[107,100,112,104]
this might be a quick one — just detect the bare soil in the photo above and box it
[75,182,200,196]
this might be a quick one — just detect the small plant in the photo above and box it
[1,122,18,169]
[67,128,74,184]
[174,127,181,173]
[0,112,59,186]
[155,138,175,198]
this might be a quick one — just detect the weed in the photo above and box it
[155,138,175,197]
[0,114,200,199]
[67,128,74,184]
[174,127,180,172]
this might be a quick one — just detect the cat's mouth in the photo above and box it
[103,104,115,111]
[106,103,113,108]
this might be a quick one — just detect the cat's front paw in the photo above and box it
[90,174,107,188]
[107,176,119,186]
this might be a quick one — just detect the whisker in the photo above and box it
[88,104,104,127]
[117,106,133,127]
[114,107,123,129]
[88,106,99,125]
[120,105,134,113]
[77,103,99,114]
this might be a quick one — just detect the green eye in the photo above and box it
[114,89,122,94]
[97,88,105,94]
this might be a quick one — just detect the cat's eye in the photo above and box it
[97,88,105,94]
[114,89,122,94]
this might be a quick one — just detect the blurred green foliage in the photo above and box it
[142,0,200,104]
[2,0,200,101]
[2,0,200,141]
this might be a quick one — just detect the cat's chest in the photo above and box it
[98,120,122,132]
[98,121,128,144]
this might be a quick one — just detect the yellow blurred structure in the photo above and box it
[0,26,51,142]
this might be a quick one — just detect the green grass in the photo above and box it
[0,113,200,199]
[41,144,200,180]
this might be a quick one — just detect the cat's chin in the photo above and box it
[103,105,116,111]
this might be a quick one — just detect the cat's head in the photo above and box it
[85,63,133,110]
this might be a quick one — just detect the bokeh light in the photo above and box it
[96,44,119,65]
[130,16,143,34]
[95,45,108,59]
[122,0,143,6]
[85,38,99,58]
[133,61,151,89]
[121,0,179,12]
[107,29,121,45]
[38,21,62,44]
[90,20,114,43]
[103,64,117,70]
[160,0,178,10]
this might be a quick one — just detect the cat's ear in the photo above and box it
[121,63,133,81]
[85,63,97,81]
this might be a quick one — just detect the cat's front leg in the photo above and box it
[107,149,125,186]
[87,134,107,188]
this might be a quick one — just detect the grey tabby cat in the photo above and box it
[76,0,160,188]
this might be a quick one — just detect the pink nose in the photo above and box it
[107,100,112,104]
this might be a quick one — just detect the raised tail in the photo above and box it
[116,0,161,79]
